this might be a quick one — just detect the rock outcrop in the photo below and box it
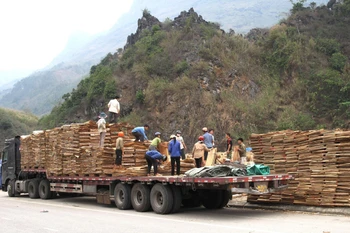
[125,11,161,48]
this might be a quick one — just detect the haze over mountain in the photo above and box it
[0,0,328,115]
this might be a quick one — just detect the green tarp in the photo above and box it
[246,164,270,175]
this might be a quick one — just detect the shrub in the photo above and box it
[316,38,340,56]
[174,60,189,74]
[136,90,145,104]
[330,52,347,72]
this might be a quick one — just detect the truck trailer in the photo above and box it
[1,137,293,214]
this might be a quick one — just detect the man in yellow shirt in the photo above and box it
[149,132,161,151]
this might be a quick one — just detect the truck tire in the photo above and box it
[131,183,151,212]
[114,183,132,210]
[150,184,173,214]
[39,180,52,199]
[28,179,40,199]
[201,190,223,209]
[7,180,16,197]
[170,185,182,213]
[218,190,231,209]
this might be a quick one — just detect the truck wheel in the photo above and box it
[39,180,52,199]
[150,183,173,214]
[201,190,223,209]
[170,185,182,213]
[131,183,151,212]
[218,190,231,209]
[7,180,16,197]
[28,179,40,199]
[114,183,132,210]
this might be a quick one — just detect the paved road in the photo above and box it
[0,191,349,233]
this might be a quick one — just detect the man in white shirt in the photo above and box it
[108,95,120,123]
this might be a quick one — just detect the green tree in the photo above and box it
[290,0,307,14]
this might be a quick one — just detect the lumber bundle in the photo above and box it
[248,129,350,207]
[20,121,193,177]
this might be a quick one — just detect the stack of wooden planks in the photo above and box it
[20,121,195,177]
[248,129,350,207]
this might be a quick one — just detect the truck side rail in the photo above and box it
[21,169,293,185]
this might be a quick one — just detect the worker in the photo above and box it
[202,127,213,161]
[97,112,107,147]
[168,135,181,176]
[114,131,124,169]
[149,132,161,151]
[226,133,233,159]
[145,150,167,176]
[237,138,247,164]
[175,130,187,160]
[192,136,210,168]
[132,124,149,142]
[107,95,120,123]
[209,129,215,147]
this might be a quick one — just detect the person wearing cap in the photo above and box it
[192,136,210,168]
[149,132,162,151]
[145,150,167,176]
[175,130,187,159]
[108,95,121,123]
[114,131,124,169]
[202,127,213,161]
[97,112,107,147]
[168,134,181,175]
[132,124,149,142]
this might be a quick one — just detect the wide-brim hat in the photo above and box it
[99,112,107,118]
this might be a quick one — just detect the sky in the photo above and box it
[0,0,133,85]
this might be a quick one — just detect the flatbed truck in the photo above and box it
[1,137,292,214]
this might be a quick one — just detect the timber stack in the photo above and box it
[20,121,198,177]
[248,129,350,207]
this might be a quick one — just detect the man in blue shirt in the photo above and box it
[145,150,167,176]
[202,127,213,161]
[168,135,181,176]
[132,124,149,142]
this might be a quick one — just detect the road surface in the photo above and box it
[0,191,349,233]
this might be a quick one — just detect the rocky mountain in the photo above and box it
[0,0,328,115]
[39,1,350,150]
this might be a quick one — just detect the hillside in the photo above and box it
[0,0,327,115]
[0,108,38,149]
[38,1,350,150]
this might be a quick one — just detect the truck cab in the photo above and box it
[1,136,21,195]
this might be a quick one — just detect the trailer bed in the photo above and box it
[22,169,292,184]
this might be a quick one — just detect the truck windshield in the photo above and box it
[2,150,8,162]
